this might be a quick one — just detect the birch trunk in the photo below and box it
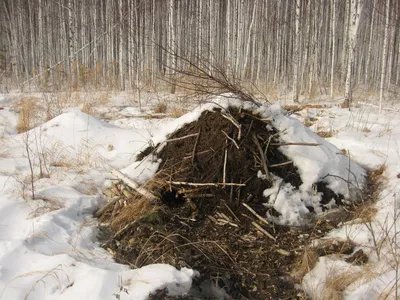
[379,0,390,114]
[330,0,336,98]
[344,0,363,109]
[292,0,300,102]
[365,0,375,87]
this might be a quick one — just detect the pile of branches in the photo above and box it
[95,106,339,298]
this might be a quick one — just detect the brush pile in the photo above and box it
[96,100,366,299]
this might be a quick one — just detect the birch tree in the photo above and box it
[344,0,363,109]
[379,0,390,114]
[292,0,301,102]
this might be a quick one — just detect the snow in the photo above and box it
[1,91,400,299]
[0,93,198,299]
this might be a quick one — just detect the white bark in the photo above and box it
[379,0,390,114]
[344,0,363,109]
[330,0,336,98]
[119,0,124,90]
[292,0,301,102]
[365,0,375,86]
[243,0,258,78]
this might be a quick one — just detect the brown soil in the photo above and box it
[100,107,373,299]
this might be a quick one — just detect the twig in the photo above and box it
[270,142,321,146]
[221,112,242,140]
[167,181,245,187]
[122,113,167,119]
[276,249,291,256]
[191,130,201,166]
[94,196,121,218]
[221,200,241,224]
[110,200,120,219]
[111,170,157,200]
[264,129,286,157]
[184,193,214,198]
[251,222,276,241]
[223,140,228,184]
[252,134,273,183]
[320,173,359,190]
[166,133,199,143]
[221,130,239,149]
[114,220,138,240]
[269,161,294,168]
[242,203,270,225]
[217,219,239,227]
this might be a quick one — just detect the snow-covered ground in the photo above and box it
[0,93,198,300]
[0,92,399,299]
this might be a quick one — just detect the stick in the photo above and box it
[110,200,120,219]
[184,193,214,198]
[223,140,228,184]
[222,200,241,224]
[242,203,270,226]
[264,130,286,157]
[167,181,246,187]
[217,219,239,227]
[221,112,242,140]
[166,133,199,143]
[251,222,276,241]
[114,220,137,240]
[191,130,201,166]
[276,249,291,256]
[271,142,321,146]
[269,161,294,168]
[252,134,273,183]
[122,113,167,119]
[221,130,239,149]
[111,170,157,200]
[94,196,121,218]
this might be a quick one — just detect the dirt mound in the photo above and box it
[98,106,359,299]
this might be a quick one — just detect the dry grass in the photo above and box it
[15,97,42,133]
[324,268,363,294]
[29,197,64,218]
[154,102,168,114]
[169,106,187,118]
[81,102,94,115]
[97,92,110,105]
[0,147,8,158]
[292,247,319,282]
[352,203,378,224]
[316,130,336,138]
[109,197,161,230]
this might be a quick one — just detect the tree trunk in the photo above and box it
[379,0,390,114]
[344,0,363,109]
[292,0,301,102]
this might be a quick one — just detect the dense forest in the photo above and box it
[0,0,399,104]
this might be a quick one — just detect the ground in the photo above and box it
[0,91,399,299]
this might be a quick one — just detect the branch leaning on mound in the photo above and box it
[110,170,157,200]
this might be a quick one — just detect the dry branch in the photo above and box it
[221,130,240,149]
[167,181,246,187]
[223,141,228,184]
[111,170,157,200]
[269,161,294,168]
[242,203,270,226]
[271,142,321,146]
[166,133,199,143]
[276,249,291,256]
[191,130,201,166]
[94,196,121,218]
[252,134,273,183]
[221,112,242,140]
[251,222,276,241]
